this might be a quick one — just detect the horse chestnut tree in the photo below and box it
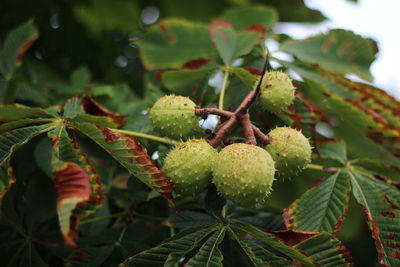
[0,2,399,267]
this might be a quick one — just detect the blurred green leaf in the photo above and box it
[221,5,278,30]
[263,0,326,22]
[136,19,217,70]
[210,21,260,65]
[281,30,377,81]
[0,20,39,78]
[318,141,348,165]
[74,0,140,35]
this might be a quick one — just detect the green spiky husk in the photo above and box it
[150,95,198,139]
[162,139,218,197]
[265,127,312,179]
[258,71,295,114]
[212,143,275,207]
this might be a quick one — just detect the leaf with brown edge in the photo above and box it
[69,122,174,206]
[283,171,351,236]
[280,29,377,81]
[48,125,103,206]
[0,20,39,77]
[63,95,126,128]
[52,160,91,247]
[294,232,352,266]
[348,170,400,266]
[48,125,103,247]
[266,229,352,266]
[323,72,400,124]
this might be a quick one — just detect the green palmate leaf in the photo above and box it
[242,241,294,267]
[280,30,377,81]
[69,122,173,204]
[210,21,260,65]
[187,228,225,267]
[0,123,55,165]
[120,224,219,266]
[231,221,315,266]
[0,20,39,78]
[348,170,400,267]
[136,19,216,70]
[0,103,57,121]
[0,118,55,134]
[353,166,400,206]
[221,5,278,30]
[227,229,266,267]
[294,232,352,266]
[318,141,348,165]
[284,171,351,234]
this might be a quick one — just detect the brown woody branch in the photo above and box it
[195,51,272,147]
[195,90,271,147]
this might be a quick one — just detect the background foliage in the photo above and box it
[0,0,399,266]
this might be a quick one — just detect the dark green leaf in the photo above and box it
[0,123,55,165]
[242,241,294,267]
[170,210,217,229]
[120,224,219,266]
[266,0,326,23]
[231,220,315,266]
[187,228,225,267]
[227,228,268,267]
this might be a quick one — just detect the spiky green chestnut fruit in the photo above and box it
[212,143,275,207]
[162,139,218,197]
[150,95,198,139]
[258,71,295,113]
[265,127,312,178]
